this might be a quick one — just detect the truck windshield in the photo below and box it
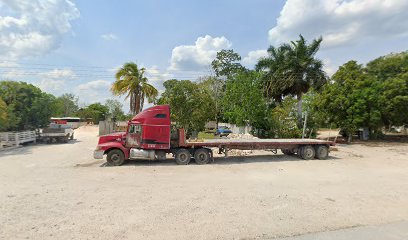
[129,124,142,134]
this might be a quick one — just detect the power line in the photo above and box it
[0,60,211,74]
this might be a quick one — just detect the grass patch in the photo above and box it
[198,131,218,139]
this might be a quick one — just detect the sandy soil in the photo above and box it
[0,126,407,240]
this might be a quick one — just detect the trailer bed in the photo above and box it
[184,138,335,150]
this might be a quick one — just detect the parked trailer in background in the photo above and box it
[50,117,81,129]
[94,105,335,166]
[39,123,74,143]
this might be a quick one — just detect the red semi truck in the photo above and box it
[94,105,335,166]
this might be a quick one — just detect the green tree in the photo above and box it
[111,62,158,115]
[379,74,408,126]
[30,92,58,129]
[157,79,215,134]
[198,76,225,126]
[211,49,244,78]
[366,51,408,80]
[256,35,326,127]
[76,103,109,124]
[105,99,127,120]
[0,81,57,130]
[313,61,382,142]
[269,97,302,138]
[222,70,268,130]
[366,52,408,127]
[54,93,79,117]
[0,98,7,131]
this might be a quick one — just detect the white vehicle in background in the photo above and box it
[50,117,81,129]
[39,123,74,143]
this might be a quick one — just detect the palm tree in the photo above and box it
[256,45,292,102]
[111,62,158,115]
[256,35,327,127]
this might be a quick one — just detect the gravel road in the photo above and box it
[1,126,407,240]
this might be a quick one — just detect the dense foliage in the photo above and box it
[0,81,130,131]
[0,81,57,131]
[0,98,8,131]
[53,93,79,117]
[211,49,244,78]
[256,35,327,127]
[76,103,109,124]
[222,70,269,130]
[313,52,408,141]
[157,79,215,134]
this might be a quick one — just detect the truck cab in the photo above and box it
[94,105,175,165]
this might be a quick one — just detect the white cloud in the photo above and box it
[242,49,268,67]
[36,69,77,93]
[268,0,408,48]
[37,78,66,93]
[101,33,117,41]
[38,69,76,79]
[0,61,19,68]
[322,58,336,76]
[1,69,25,79]
[75,79,113,103]
[0,0,80,59]
[144,66,173,90]
[169,35,232,71]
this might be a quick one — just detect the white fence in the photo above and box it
[0,131,36,150]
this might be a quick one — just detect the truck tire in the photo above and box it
[281,149,294,155]
[300,145,315,160]
[194,148,211,165]
[175,149,191,165]
[315,145,329,160]
[107,149,125,166]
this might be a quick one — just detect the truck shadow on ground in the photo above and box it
[0,139,81,158]
[100,154,340,167]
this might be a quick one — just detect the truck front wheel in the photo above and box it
[194,148,211,165]
[175,149,191,165]
[107,149,125,166]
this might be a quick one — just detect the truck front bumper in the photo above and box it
[93,150,104,159]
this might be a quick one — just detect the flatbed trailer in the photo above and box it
[176,129,335,161]
[94,105,335,166]
[183,137,334,150]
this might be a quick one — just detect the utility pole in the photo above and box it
[302,111,308,139]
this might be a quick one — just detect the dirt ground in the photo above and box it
[1,126,408,240]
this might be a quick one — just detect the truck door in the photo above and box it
[126,124,142,147]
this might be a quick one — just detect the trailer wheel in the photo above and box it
[107,149,125,166]
[281,149,294,155]
[194,148,211,165]
[315,145,329,160]
[175,149,191,165]
[300,145,315,160]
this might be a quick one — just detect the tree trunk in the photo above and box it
[347,134,352,143]
[297,93,303,128]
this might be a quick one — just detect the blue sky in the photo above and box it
[1,0,408,110]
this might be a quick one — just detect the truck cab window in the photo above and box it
[154,113,166,118]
